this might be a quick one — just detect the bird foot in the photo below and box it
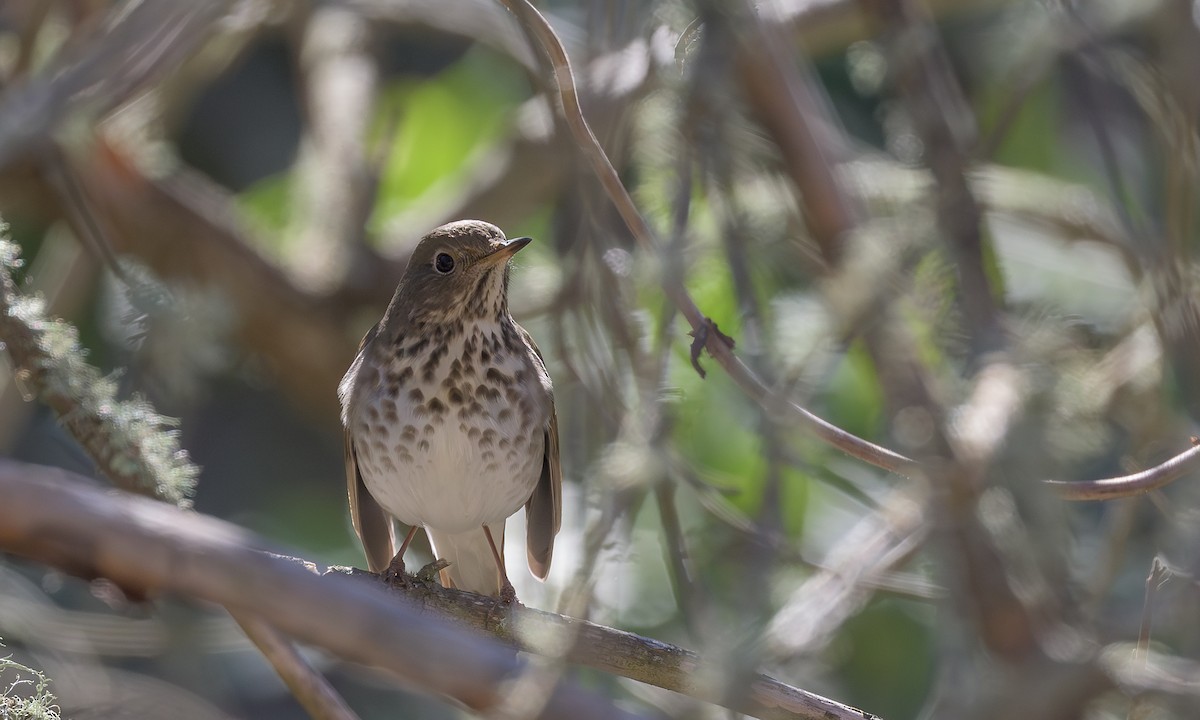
[485,580,518,626]
[498,579,517,604]
[382,556,411,588]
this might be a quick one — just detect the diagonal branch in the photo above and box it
[0,240,198,506]
[1046,441,1200,501]
[0,459,878,720]
[495,0,913,477]
[0,459,644,720]
[326,567,877,720]
[0,0,233,169]
[230,610,361,720]
[492,0,1199,506]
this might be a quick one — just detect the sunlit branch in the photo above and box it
[1046,442,1200,501]
[0,460,642,720]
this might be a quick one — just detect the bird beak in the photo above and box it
[478,236,532,267]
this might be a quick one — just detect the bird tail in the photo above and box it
[425,525,504,596]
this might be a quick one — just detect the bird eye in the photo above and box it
[434,253,455,274]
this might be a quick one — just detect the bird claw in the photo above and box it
[485,580,518,625]
[382,557,412,588]
[499,579,517,604]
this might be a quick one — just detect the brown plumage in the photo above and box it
[340,220,561,597]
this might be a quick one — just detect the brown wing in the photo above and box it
[522,331,562,581]
[345,431,396,573]
[344,324,396,573]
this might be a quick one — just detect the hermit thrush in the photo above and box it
[339,220,561,599]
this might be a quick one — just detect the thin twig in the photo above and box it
[230,610,361,720]
[1126,557,1169,720]
[496,0,913,477]
[655,480,704,639]
[860,0,1003,356]
[41,145,134,286]
[1134,557,1168,662]
[1046,442,1200,501]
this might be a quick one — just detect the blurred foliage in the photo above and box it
[372,47,528,221]
[2,0,1200,719]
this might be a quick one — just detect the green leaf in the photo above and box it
[373,47,527,226]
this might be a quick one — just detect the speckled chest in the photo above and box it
[348,318,550,531]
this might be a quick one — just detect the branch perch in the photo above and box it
[326,567,878,720]
[0,459,877,720]
[0,459,642,720]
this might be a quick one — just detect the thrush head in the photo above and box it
[386,220,532,328]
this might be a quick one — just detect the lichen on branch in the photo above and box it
[0,229,198,507]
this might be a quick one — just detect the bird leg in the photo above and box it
[382,525,421,586]
[482,524,516,604]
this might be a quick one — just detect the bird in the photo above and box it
[339,219,561,599]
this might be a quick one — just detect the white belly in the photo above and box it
[349,325,549,534]
[358,405,544,532]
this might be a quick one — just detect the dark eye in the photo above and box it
[434,253,455,274]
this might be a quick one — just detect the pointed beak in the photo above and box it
[478,236,532,268]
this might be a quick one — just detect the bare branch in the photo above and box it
[0,0,232,169]
[327,567,880,720]
[1046,442,1200,501]
[290,5,380,294]
[731,0,860,267]
[0,458,879,720]
[0,459,644,720]
[230,610,360,720]
[860,0,1003,356]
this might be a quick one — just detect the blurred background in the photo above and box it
[2,0,1200,718]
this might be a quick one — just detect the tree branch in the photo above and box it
[324,567,878,720]
[1046,441,1200,501]
[491,0,1200,507]
[0,459,643,720]
[0,458,878,720]
[0,239,198,506]
[229,607,360,720]
[229,610,361,720]
[496,0,914,477]
[859,0,1004,356]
